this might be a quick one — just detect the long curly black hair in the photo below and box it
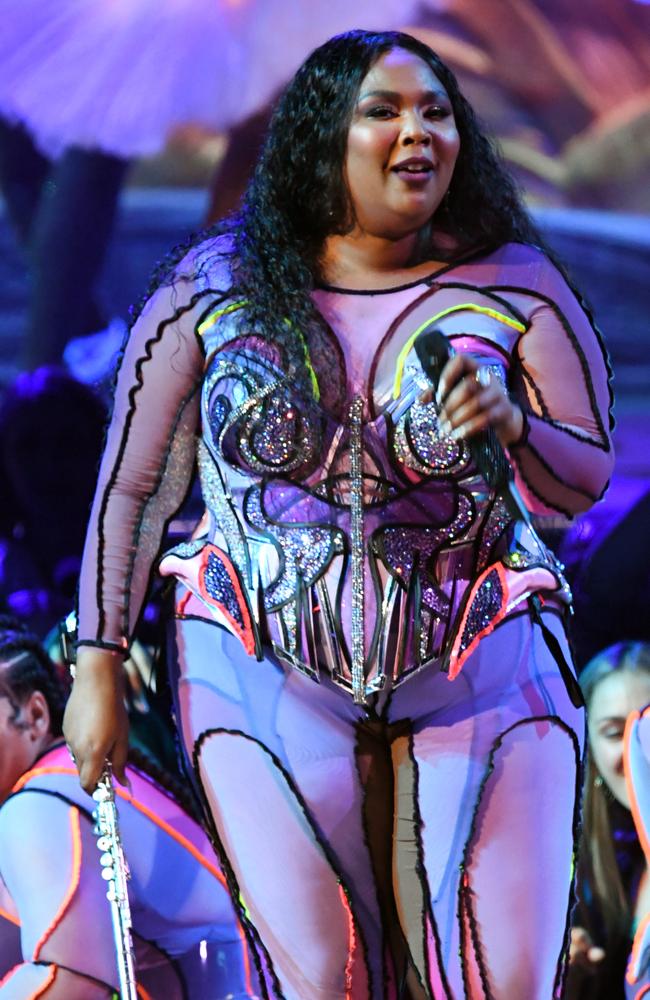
[140,29,547,389]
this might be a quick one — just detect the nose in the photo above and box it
[401,110,431,147]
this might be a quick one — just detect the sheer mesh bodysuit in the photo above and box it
[77,240,614,999]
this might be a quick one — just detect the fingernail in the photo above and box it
[440,420,452,437]
[450,426,464,440]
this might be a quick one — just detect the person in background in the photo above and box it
[568,642,650,1000]
[0,617,257,999]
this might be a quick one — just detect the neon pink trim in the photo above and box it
[32,809,82,961]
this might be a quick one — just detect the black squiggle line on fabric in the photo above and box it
[95,287,218,641]
[194,726,375,999]
[120,385,200,640]
[511,436,608,518]
[491,282,613,444]
[0,787,94,823]
[521,432,601,501]
[190,736,278,1000]
[403,728,454,1000]
[457,714,582,1000]
[30,958,120,995]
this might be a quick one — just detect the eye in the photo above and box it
[602,726,624,741]
[365,105,397,119]
[424,105,451,120]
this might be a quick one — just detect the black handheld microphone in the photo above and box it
[414,326,530,525]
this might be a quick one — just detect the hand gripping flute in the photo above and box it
[93,764,138,1000]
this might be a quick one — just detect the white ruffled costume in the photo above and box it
[0,0,417,158]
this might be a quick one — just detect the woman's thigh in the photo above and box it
[388,610,585,1000]
[168,614,391,1000]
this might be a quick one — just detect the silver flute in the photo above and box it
[92,764,139,1000]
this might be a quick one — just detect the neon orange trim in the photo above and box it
[197,545,256,654]
[29,964,57,998]
[628,913,650,986]
[0,905,20,926]
[137,984,153,1000]
[176,589,192,615]
[338,885,356,999]
[0,962,22,988]
[12,765,225,884]
[14,762,254,994]
[634,986,650,1000]
[625,711,650,865]
[448,563,509,681]
[33,808,82,961]
[11,764,85,794]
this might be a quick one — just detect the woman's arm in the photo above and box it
[65,263,218,790]
[438,251,614,517]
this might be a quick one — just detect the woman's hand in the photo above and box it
[62,648,130,795]
[430,353,524,448]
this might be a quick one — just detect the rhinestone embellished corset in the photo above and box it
[159,288,568,704]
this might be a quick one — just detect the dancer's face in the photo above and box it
[588,670,650,808]
[0,686,51,802]
[344,48,460,240]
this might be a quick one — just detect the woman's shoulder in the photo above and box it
[448,241,570,295]
[173,231,237,293]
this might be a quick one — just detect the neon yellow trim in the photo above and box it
[392,304,526,399]
[198,299,320,400]
[197,299,248,336]
[292,326,320,401]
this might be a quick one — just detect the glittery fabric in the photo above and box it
[477,494,512,572]
[393,368,469,477]
[457,567,505,658]
[77,242,613,696]
[203,549,246,630]
[348,396,366,704]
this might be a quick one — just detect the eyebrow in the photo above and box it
[594,715,627,726]
[357,88,449,103]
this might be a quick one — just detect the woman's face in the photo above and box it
[344,47,460,241]
[588,670,650,807]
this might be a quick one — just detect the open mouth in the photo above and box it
[391,159,435,180]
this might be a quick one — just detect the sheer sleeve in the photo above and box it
[505,252,615,517]
[76,267,214,652]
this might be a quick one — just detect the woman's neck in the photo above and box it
[321,228,444,290]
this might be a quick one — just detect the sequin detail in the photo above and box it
[197,544,256,655]
[348,396,366,705]
[394,393,469,476]
[476,495,512,572]
[448,563,509,681]
[238,391,318,475]
[244,487,343,611]
[197,440,250,584]
[377,493,474,616]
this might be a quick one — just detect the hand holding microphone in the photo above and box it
[414,327,530,524]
